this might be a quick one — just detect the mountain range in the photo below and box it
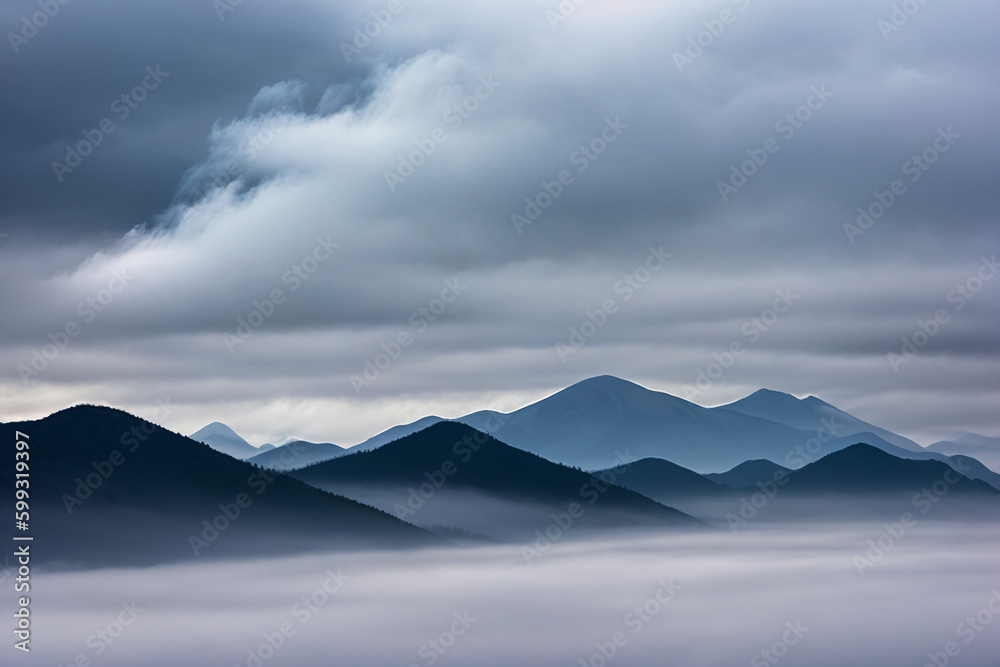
[290,421,702,541]
[213,376,1000,481]
[926,432,1000,470]
[0,406,436,567]
[2,394,998,568]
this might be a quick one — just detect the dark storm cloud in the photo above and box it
[0,0,997,446]
[0,0,366,242]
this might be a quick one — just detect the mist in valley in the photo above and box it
[8,522,998,667]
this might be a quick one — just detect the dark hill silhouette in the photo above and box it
[590,458,733,506]
[0,405,438,568]
[291,421,702,537]
[705,459,792,489]
[781,443,1000,497]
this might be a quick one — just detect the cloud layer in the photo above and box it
[7,524,999,666]
[1,0,997,445]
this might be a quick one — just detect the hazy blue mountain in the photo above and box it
[926,432,1000,471]
[717,389,923,452]
[590,458,734,506]
[705,459,792,489]
[0,406,437,568]
[343,377,1000,489]
[189,421,262,459]
[246,440,347,471]
[291,421,702,540]
[861,436,1000,491]
[447,376,893,472]
[932,453,1000,491]
[347,415,446,453]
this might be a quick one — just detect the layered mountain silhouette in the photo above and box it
[450,376,924,472]
[349,415,446,452]
[780,443,1000,498]
[324,377,998,486]
[5,380,997,569]
[718,389,923,452]
[704,459,792,489]
[927,432,1000,471]
[290,421,702,540]
[247,439,347,471]
[584,444,1000,525]
[590,458,734,506]
[722,444,1000,524]
[0,406,437,568]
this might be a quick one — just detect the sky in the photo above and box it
[1,0,997,448]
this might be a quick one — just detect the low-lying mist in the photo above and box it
[8,522,999,667]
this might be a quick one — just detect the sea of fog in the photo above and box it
[6,522,999,667]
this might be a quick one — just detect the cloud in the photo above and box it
[9,524,1000,666]
[1,0,997,445]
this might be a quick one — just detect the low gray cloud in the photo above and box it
[7,524,999,666]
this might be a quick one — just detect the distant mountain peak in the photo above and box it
[195,421,240,434]
[189,421,259,460]
[740,388,804,403]
[569,375,648,392]
[823,442,895,462]
[558,375,689,404]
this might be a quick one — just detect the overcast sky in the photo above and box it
[1,0,997,447]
